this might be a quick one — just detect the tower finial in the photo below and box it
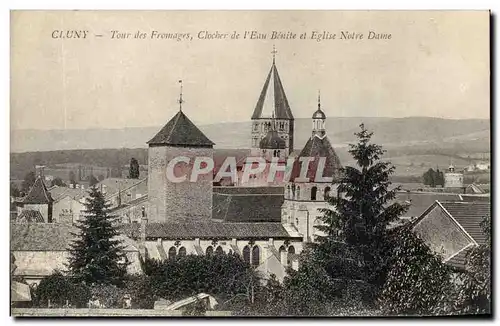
[178,80,184,111]
[318,90,321,109]
[271,45,277,64]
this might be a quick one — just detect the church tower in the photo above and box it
[281,93,342,243]
[147,81,215,223]
[251,47,294,157]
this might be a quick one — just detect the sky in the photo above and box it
[10,10,490,131]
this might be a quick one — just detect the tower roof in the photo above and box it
[147,110,215,147]
[312,91,326,119]
[312,108,326,120]
[290,136,343,182]
[23,176,53,204]
[251,63,294,120]
[259,130,286,149]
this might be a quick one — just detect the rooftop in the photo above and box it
[122,221,294,240]
[147,110,215,147]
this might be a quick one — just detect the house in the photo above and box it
[10,223,142,285]
[412,201,490,270]
[17,176,54,223]
[49,186,87,224]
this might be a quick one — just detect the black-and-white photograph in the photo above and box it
[9,10,491,317]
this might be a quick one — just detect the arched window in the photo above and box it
[168,247,177,260]
[206,246,214,256]
[287,185,291,199]
[215,246,224,255]
[287,246,295,267]
[277,150,280,157]
[251,246,260,267]
[279,245,287,265]
[324,186,331,200]
[296,186,301,200]
[178,247,187,257]
[243,246,251,264]
[311,186,317,200]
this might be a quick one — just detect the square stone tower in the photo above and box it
[147,110,215,223]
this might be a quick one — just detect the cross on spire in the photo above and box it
[271,45,277,64]
[178,80,184,111]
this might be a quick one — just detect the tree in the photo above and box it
[378,227,454,316]
[33,271,91,308]
[316,123,408,301]
[69,171,76,186]
[22,171,36,193]
[67,187,128,286]
[454,215,491,314]
[50,177,67,187]
[89,174,99,187]
[10,183,21,197]
[129,158,140,179]
[423,168,436,187]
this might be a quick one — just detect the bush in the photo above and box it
[34,271,91,308]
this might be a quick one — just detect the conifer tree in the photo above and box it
[67,187,128,286]
[129,158,140,179]
[315,124,408,299]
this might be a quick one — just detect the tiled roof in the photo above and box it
[394,192,464,218]
[23,177,53,204]
[17,210,45,223]
[122,222,293,240]
[96,178,147,198]
[440,201,490,245]
[212,193,283,222]
[251,62,294,120]
[213,186,284,195]
[49,186,86,201]
[11,223,139,252]
[290,136,343,182]
[11,223,74,251]
[445,246,473,270]
[147,110,215,147]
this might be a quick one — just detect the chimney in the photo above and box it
[76,184,80,189]
[81,184,85,190]
[69,183,74,189]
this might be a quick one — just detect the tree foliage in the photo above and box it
[22,171,36,193]
[50,177,67,187]
[33,271,91,308]
[315,124,408,300]
[453,215,491,314]
[89,174,99,187]
[378,227,455,316]
[422,168,445,187]
[67,187,128,286]
[129,158,140,179]
[142,253,257,304]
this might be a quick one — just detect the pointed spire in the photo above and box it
[178,80,184,111]
[271,44,277,65]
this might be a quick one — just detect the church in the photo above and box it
[122,49,343,281]
[12,49,344,283]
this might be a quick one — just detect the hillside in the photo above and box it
[10,117,489,153]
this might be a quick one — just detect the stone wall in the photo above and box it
[148,146,213,223]
[12,308,232,317]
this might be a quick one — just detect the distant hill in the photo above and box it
[10,117,489,153]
